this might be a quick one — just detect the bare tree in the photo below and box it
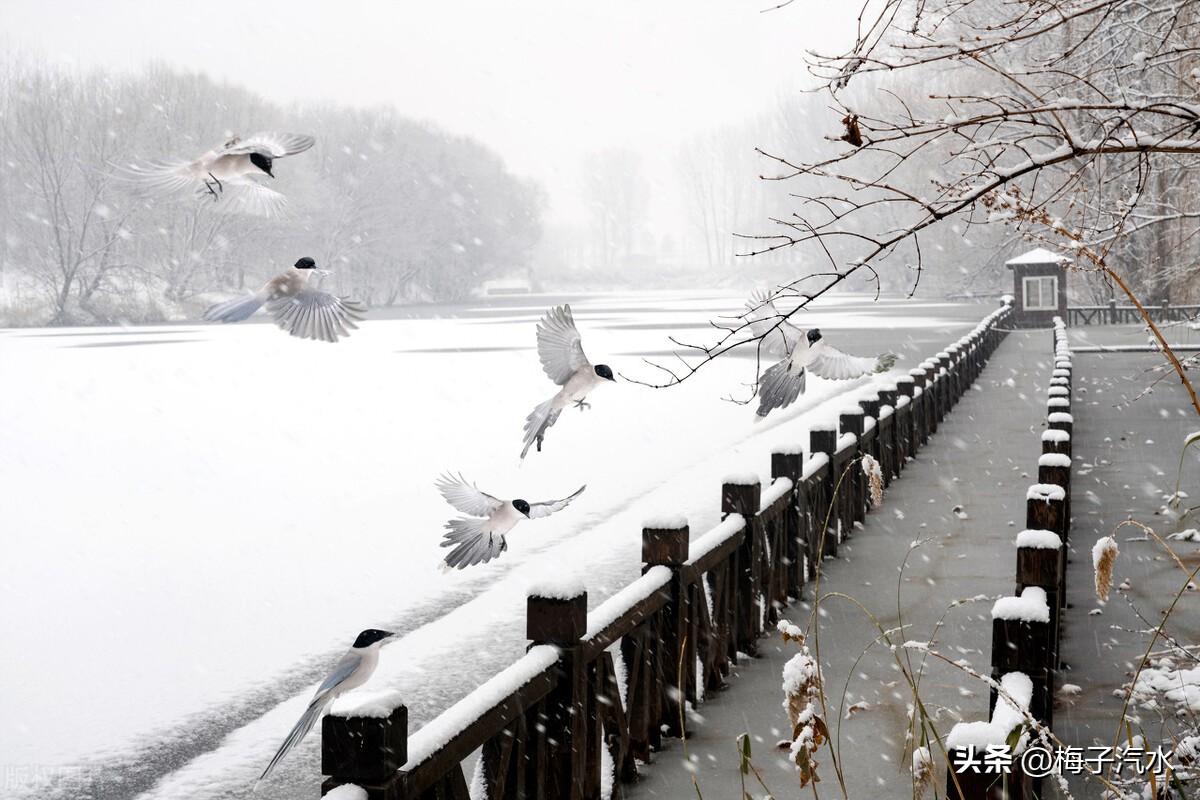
[634,0,1200,396]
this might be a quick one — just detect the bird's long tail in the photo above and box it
[203,294,266,323]
[520,397,562,460]
[256,699,326,787]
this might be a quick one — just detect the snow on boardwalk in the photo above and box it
[629,331,1046,799]
[1054,343,1200,798]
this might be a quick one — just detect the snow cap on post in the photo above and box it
[642,515,689,567]
[722,476,761,519]
[527,580,587,645]
[1027,484,1066,502]
[1015,529,1062,550]
[992,586,1050,623]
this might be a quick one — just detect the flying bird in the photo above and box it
[118,132,315,218]
[202,257,367,343]
[744,289,897,419]
[257,628,394,785]
[436,473,586,569]
[521,305,616,459]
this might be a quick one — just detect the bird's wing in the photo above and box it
[806,343,896,380]
[259,649,360,784]
[756,358,806,418]
[214,178,289,218]
[440,517,508,569]
[265,288,367,343]
[536,305,589,386]
[744,289,803,357]
[527,484,586,519]
[436,473,504,517]
[310,648,364,705]
[113,159,204,196]
[221,132,316,158]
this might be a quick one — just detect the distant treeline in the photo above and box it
[0,59,544,325]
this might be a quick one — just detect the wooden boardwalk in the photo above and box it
[627,330,1048,799]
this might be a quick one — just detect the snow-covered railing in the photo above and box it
[1066,299,1200,326]
[945,314,1070,799]
[318,301,1015,800]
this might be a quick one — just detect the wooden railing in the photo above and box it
[946,317,1072,800]
[1066,300,1200,326]
[319,301,1014,800]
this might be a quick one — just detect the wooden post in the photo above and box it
[1041,428,1071,461]
[528,590,588,800]
[946,748,1033,800]
[642,522,690,738]
[1047,411,1073,442]
[878,388,899,483]
[1026,483,1066,537]
[858,395,883,474]
[839,409,867,525]
[1016,531,1063,654]
[909,368,930,444]
[991,635,1053,728]
[924,361,941,429]
[322,705,408,796]
[809,428,838,558]
[938,351,954,408]
[771,450,806,598]
[895,378,916,461]
[722,479,762,656]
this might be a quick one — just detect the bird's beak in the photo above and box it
[315,269,334,277]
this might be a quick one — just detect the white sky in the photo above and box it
[3,0,856,223]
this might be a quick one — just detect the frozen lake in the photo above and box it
[0,291,988,799]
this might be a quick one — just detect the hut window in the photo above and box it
[1022,275,1058,310]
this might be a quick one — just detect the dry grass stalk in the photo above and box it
[778,619,826,787]
[1093,535,1119,602]
[862,453,884,507]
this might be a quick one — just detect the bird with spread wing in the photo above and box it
[520,305,615,460]
[202,256,366,343]
[117,132,315,218]
[436,473,586,569]
[744,289,897,419]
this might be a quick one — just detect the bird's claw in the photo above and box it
[574,400,591,411]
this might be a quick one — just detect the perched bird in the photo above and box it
[436,473,586,569]
[118,132,315,218]
[202,257,367,343]
[521,305,616,459]
[744,289,897,419]
[257,628,395,785]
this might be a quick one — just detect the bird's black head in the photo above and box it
[806,328,822,344]
[294,257,317,270]
[512,499,531,517]
[594,364,615,382]
[249,152,275,178]
[353,629,395,648]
